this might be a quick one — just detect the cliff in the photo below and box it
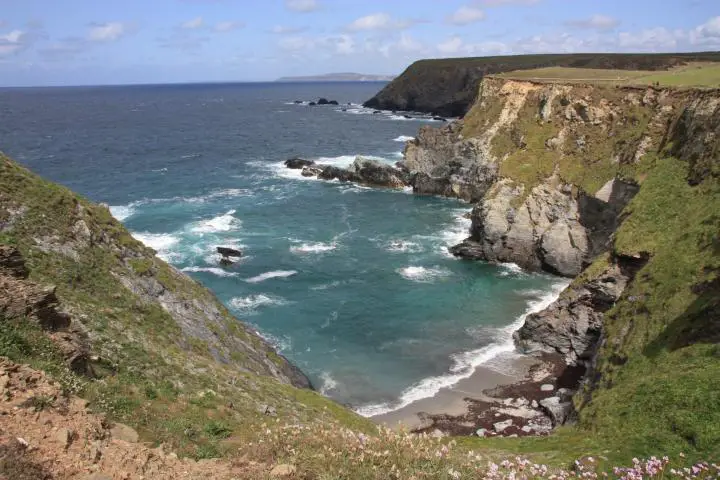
[0,154,370,463]
[363,52,720,117]
[398,72,720,459]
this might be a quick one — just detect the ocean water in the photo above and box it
[0,82,565,416]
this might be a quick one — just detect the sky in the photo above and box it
[0,0,719,86]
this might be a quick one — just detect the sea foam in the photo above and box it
[109,205,135,222]
[245,270,298,283]
[132,232,181,261]
[191,210,240,233]
[181,266,238,277]
[290,241,337,254]
[354,280,570,417]
[397,266,451,283]
[229,294,287,314]
[393,135,415,142]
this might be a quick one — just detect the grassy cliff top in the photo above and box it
[494,63,720,88]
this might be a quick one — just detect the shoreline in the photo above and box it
[371,351,585,438]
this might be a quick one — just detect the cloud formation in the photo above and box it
[181,17,205,30]
[346,13,418,31]
[446,6,486,26]
[88,22,130,42]
[565,14,619,31]
[285,0,320,13]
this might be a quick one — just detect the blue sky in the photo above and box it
[0,0,719,86]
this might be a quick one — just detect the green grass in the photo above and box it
[496,63,720,88]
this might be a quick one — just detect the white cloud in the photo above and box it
[285,0,320,13]
[617,27,683,50]
[347,13,393,31]
[437,36,463,54]
[446,6,485,26]
[88,22,129,42]
[694,16,720,39]
[346,13,417,31]
[335,34,355,55]
[181,17,205,30]
[271,25,307,34]
[277,35,315,51]
[214,21,244,32]
[0,30,26,56]
[566,14,619,31]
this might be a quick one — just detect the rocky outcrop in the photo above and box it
[293,156,411,189]
[284,157,315,169]
[0,245,92,375]
[450,176,637,277]
[404,122,498,201]
[363,52,720,116]
[514,257,636,366]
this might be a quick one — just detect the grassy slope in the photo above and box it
[0,154,370,460]
[496,63,720,88]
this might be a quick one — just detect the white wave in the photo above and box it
[403,186,414,194]
[181,266,238,277]
[229,294,286,314]
[132,232,181,262]
[385,240,423,253]
[393,135,415,142]
[290,241,337,254]
[355,280,570,417]
[498,263,525,277]
[388,115,414,121]
[109,205,135,222]
[319,371,339,396]
[393,151,404,158]
[245,270,298,283]
[396,266,451,283]
[191,210,240,234]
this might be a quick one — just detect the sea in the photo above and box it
[0,82,566,416]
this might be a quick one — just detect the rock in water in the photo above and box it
[216,247,243,258]
[308,101,316,106]
[329,100,339,105]
[293,100,302,104]
[317,98,330,105]
[284,157,315,169]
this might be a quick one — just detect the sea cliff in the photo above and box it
[392,73,720,453]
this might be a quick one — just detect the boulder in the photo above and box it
[284,157,315,169]
[351,157,410,188]
[0,245,29,278]
[328,100,339,105]
[373,110,382,114]
[318,166,358,183]
[270,464,297,478]
[293,100,302,104]
[539,396,574,426]
[216,247,243,258]
[110,423,139,443]
[301,166,323,177]
[317,98,330,105]
[493,419,513,433]
[308,101,316,106]
[433,116,448,122]
[403,115,412,119]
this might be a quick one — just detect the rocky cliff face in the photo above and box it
[398,75,720,438]
[363,53,720,116]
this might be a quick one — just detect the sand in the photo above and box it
[372,354,537,430]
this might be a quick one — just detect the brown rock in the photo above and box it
[270,464,297,477]
[55,427,74,449]
[110,422,139,443]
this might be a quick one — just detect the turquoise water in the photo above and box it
[0,82,564,415]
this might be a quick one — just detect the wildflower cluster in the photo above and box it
[241,420,720,479]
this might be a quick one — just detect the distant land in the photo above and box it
[275,72,395,82]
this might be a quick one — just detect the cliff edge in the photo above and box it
[363,52,720,117]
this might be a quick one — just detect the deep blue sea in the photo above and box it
[0,82,565,416]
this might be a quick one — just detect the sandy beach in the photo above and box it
[372,353,538,430]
